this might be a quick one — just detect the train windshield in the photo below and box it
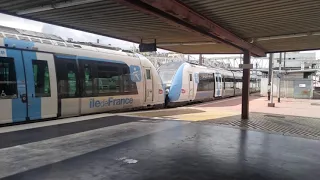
[159,71,176,84]
[158,61,184,84]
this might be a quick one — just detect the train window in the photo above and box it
[159,71,175,84]
[32,60,51,97]
[189,74,192,81]
[146,69,151,79]
[55,57,79,98]
[123,67,137,94]
[198,73,214,91]
[0,57,17,99]
[78,59,138,96]
[83,63,93,96]
[97,64,121,95]
[66,63,77,97]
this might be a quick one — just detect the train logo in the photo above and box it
[130,65,142,82]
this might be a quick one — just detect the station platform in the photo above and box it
[1,96,320,180]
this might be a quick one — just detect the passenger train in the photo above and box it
[158,62,260,106]
[0,27,259,125]
[0,29,164,124]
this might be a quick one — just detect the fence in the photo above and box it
[260,78,313,99]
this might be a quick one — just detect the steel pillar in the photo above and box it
[268,69,275,107]
[241,50,251,120]
[199,54,202,65]
[278,53,282,103]
[267,53,273,100]
[283,52,286,70]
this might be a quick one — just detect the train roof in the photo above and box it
[158,61,185,71]
[158,61,236,77]
[0,25,63,41]
[184,62,236,76]
[0,25,136,57]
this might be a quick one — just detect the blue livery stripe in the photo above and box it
[4,38,42,120]
[4,38,36,122]
[5,48,27,122]
[23,50,42,120]
[168,63,186,102]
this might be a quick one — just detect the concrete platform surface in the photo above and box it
[125,96,320,123]
[195,96,320,119]
[1,115,320,180]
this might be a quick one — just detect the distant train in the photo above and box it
[0,27,260,125]
[158,62,260,106]
[0,31,164,124]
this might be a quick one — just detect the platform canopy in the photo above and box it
[1,0,320,57]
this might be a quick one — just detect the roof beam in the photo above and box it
[115,0,266,56]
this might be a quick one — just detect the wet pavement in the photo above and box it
[1,114,320,180]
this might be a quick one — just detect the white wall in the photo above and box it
[260,78,281,97]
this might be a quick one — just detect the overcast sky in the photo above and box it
[0,13,319,59]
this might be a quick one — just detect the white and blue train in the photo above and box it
[0,28,164,124]
[0,26,260,125]
[158,62,260,106]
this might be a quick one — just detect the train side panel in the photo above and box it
[136,54,164,107]
[0,37,163,124]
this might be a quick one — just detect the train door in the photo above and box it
[214,74,218,97]
[218,75,223,96]
[144,68,153,102]
[188,73,194,99]
[222,76,225,97]
[22,51,58,120]
[213,73,216,98]
[214,74,222,97]
[0,49,27,123]
[0,49,57,123]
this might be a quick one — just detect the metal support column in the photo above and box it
[283,52,286,97]
[199,54,202,65]
[267,53,273,100]
[283,52,286,70]
[268,69,275,107]
[278,53,282,103]
[241,50,251,120]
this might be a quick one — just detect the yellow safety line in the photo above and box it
[168,110,240,121]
